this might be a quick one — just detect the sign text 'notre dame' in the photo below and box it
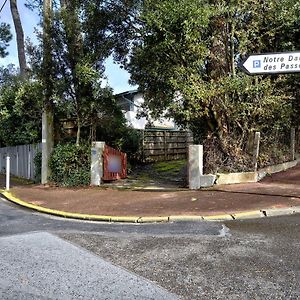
[240,51,300,75]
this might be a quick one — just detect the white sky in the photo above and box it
[0,0,135,94]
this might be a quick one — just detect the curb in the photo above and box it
[1,190,300,223]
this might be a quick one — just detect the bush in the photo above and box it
[33,151,42,183]
[49,143,91,186]
[119,128,143,163]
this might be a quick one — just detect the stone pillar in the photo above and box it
[91,142,105,186]
[188,145,203,190]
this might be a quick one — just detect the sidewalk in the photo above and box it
[1,164,300,221]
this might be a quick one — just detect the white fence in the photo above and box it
[0,143,42,180]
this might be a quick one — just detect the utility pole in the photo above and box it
[41,0,54,184]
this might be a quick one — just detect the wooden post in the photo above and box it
[142,130,145,163]
[253,131,261,172]
[6,156,10,191]
[27,147,31,179]
[164,130,167,161]
[291,127,296,161]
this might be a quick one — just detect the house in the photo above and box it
[115,90,176,130]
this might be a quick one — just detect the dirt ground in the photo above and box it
[4,164,299,217]
[1,164,299,217]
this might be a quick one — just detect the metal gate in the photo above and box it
[102,145,127,181]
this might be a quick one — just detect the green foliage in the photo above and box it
[33,151,42,183]
[96,122,142,161]
[49,143,91,186]
[0,67,43,146]
[0,22,12,57]
[121,128,143,161]
[26,0,140,145]
[121,0,300,169]
[127,0,299,130]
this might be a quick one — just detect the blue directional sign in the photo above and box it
[240,51,300,75]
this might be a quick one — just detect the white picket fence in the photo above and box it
[0,143,42,180]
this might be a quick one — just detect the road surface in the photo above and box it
[0,197,299,299]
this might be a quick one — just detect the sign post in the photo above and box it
[240,51,300,75]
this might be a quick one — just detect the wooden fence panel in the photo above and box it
[0,143,42,180]
[141,130,193,162]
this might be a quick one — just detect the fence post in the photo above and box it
[291,127,296,161]
[253,131,261,172]
[16,149,19,177]
[164,131,167,160]
[6,156,10,191]
[141,130,145,162]
[28,147,31,179]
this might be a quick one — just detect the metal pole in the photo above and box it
[6,156,10,191]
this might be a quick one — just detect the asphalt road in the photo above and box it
[1,197,300,300]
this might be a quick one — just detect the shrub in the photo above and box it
[119,128,143,163]
[33,151,42,183]
[49,143,91,186]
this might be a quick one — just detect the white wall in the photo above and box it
[123,92,176,130]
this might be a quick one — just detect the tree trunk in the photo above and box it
[76,119,81,146]
[230,22,236,77]
[41,0,54,184]
[9,0,26,76]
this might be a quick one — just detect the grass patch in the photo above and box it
[0,174,34,185]
[153,160,186,175]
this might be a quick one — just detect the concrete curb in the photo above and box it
[216,159,300,186]
[1,190,300,223]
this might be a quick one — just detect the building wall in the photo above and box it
[120,91,176,130]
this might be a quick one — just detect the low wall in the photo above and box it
[215,158,300,185]
[216,172,258,185]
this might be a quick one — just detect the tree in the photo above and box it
[0,66,42,146]
[26,0,132,145]
[41,0,54,184]
[0,22,12,57]
[125,0,298,145]
[10,0,27,76]
[45,0,130,145]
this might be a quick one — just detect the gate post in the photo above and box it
[188,145,203,189]
[91,142,105,186]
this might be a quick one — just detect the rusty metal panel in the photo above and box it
[102,145,127,181]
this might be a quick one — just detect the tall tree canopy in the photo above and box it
[124,0,300,148]
[26,0,135,145]
[0,65,42,146]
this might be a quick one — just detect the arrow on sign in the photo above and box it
[239,51,300,75]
